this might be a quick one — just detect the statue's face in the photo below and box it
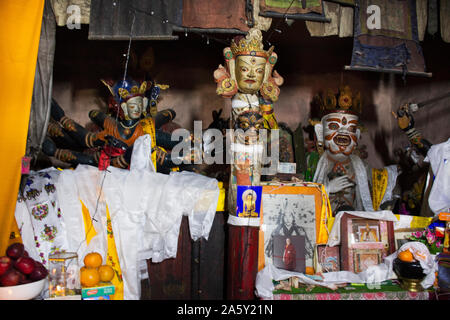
[235,55,266,94]
[123,96,144,120]
[322,112,359,158]
[235,111,264,144]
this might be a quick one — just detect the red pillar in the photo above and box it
[227,225,259,300]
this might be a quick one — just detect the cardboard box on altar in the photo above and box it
[81,282,115,299]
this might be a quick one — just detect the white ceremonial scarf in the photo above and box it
[424,137,450,215]
[57,135,219,300]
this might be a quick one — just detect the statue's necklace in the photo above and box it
[120,120,139,136]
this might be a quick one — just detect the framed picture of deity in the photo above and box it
[340,213,395,273]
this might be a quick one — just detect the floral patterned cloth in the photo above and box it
[14,168,69,267]
[273,290,430,300]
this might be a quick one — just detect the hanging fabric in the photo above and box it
[182,0,250,32]
[348,0,428,78]
[0,0,45,255]
[259,0,330,22]
[305,1,353,37]
[259,0,324,15]
[88,0,181,40]
[427,0,438,37]
[253,0,273,31]
[441,0,450,43]
[50,0,91,27]
[416,0,428,41]
[27,0,56,162]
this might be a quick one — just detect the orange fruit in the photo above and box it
[84,252,102,268]
[305,267,315,275]
[398,250,414,262]
[98,265,114,282]
[80,267,100,287]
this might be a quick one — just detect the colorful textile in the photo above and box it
[272,280,431,300]
[14,169,70,267]
[351,0,426,75]
[0,0,44,255]
[105,206,124,300]
[260,0,323,15]
[372,168,388,211]
[182,0,249,31]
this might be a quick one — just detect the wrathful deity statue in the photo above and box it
[312,86,399,215]
[43,78,194,172]
[214,28,284,217]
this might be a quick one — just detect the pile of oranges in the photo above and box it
[80,252,114,288]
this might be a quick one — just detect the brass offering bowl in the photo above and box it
[393,258,426,292]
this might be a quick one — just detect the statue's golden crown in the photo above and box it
[230,28,271,58]
[316,85,362,116]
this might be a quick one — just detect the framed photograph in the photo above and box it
[316,245,340,273]
[258,184,326,271]
[353,249,382,273]
[340,213,395,273]
[272,235,306,273]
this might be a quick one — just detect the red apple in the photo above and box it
[17,272,27,284]
[6,243,24,260]
[14,256,35,275]
[0,256,12,276]
[0,269,21,286]
[29,261,48,281]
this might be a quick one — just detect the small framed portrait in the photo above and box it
[236,185,262,218]
[340,213,395,273]
[353,249,382,273]
[354,220,380,243]
[272,235,306,273]
[316,245,340,273]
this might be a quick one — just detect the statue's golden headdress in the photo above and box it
[315,85,362,116]
[230,28,274,59]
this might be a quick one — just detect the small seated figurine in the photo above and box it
[43,78,193,172]
[312,86,399,215]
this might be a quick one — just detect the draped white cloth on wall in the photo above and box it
[15,134,220,300]
[424,137,450,215]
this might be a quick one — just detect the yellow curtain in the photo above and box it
[0,1,44,254]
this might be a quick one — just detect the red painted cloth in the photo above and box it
[98,146,125,171]
[182,0,249,31]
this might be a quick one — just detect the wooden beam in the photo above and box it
[173,26,247,35]
[344,65,433,78]
[88,35,179,40]
[258,12,332,22]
